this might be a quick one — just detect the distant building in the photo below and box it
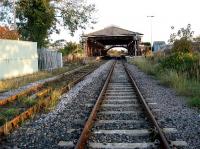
[153,41,166,52]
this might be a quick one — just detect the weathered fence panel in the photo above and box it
[0,39,38,80]
[38,48,63,70]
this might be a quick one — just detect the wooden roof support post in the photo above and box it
[134,40,137,56]
[99,48,102,56]
[83,42,88,58]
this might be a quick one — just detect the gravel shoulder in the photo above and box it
[126,63,200,149]
[2,60,113,149]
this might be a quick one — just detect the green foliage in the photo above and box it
[0,116,6,126]
[50,39,66,50]
[56,0,96,35]
[107,49,126,57]
[131,56,200,108]
[169,24,194,54]
[158,70,200,97]
[2,108,20,118]
[172,38,192,53]
[131,24,200,108]
[16,0,55,48]
[131,57,159,76]
[22,98,37,107]
[188,97,200,108]
[169,24,194,44]
[60,42,83,56]
[0,0,96,47]
[160,52,200,80]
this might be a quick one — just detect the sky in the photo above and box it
[52,0,200,44]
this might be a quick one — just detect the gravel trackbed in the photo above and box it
[126,63,200,149]
[2,61,113,149]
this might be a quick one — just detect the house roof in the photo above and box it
[85,26,143,37]
[153,41,166,45]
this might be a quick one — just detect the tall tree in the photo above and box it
[16,0,55,48]
[169,24,194,44]
[0,0,96,47]
[53,0,96,35]
[60,42,79,56]
[168,24,194,53]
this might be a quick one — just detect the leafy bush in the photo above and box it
[131,56,200,108]
[131,24,200,108]
[60,42,83,56]
[172,38,193,53]
[160,52,200,80]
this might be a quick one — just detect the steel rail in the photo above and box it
[75,61,116,149]
[0,62,103,106]
[0,63,104,136]
[123,63,171,149]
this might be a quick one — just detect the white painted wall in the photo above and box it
[0,39,38,80]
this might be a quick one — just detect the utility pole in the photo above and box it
[147,16,154,53]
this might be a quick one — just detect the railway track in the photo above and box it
[73,61,187,149]
[0,61,105,136]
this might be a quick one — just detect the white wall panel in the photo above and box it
[0,39,38,80]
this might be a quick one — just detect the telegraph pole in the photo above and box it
[147,16,154,52]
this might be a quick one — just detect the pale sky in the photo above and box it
[52,0,200,44]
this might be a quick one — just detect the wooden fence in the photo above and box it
[38,48,63,70]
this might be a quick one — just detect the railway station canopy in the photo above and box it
[82,26,143,56]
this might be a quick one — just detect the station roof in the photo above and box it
[84,26,143,37]
[83,26,143,46]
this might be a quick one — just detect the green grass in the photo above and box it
[131,57,159,76]
[1,108,20,118]
[158,70,200,97]
[188,97,200,108]
[0,62,84,92]
[130,56,200,108]
[21,97,37,107]
[0,115,6,126]
[45,90,61,111]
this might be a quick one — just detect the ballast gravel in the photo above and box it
[2,60,113,149]
[126,63,200,149]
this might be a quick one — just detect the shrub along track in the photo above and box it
[0,61,105,137]
[73,61,187,149]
